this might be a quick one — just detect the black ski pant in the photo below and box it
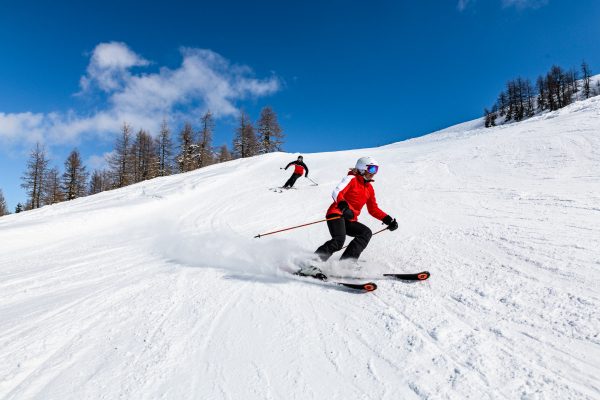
[315,215,373,261]
[284,173,302,188]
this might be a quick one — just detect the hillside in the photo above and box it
[1,96,599,399]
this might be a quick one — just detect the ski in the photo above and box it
[336,281,377,292]
[292,271,377,292]
[383,271,430,281]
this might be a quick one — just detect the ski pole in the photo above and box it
[341,226,389,250]
[254,216,341,238]
[305,176,318,186]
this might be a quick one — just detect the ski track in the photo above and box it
[1,97,600,399]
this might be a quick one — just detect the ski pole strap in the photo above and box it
[254,216,341,238]
[340,226,389,249]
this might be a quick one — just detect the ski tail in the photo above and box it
[383,271,430,281]
[337,282,377,292]
[293,267,377,292]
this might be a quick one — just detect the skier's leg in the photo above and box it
[283,174,295,188]
[339,221,372,260]
[288,173,301,188]
[315,216,346,261]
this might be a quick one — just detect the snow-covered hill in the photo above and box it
[1,97,599,399]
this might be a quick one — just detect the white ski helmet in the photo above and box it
[355,156,379,174]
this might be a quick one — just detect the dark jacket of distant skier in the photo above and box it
[283,156,309,189]
[315,156,399,261]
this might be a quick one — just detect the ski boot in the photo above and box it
[295,265,328,281]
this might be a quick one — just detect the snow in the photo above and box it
[1,96,600,399]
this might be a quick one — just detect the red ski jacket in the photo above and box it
[285,160,308,176]
[326,171,388,222]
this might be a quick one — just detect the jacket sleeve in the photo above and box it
[284,161,294,170]
[331,176,356,212]
[366,186,388,221]
[300,162,309,176]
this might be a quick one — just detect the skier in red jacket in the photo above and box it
[283,155,309,189]
[315,156,398,262]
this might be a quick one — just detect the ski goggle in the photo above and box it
[366,164,379,174]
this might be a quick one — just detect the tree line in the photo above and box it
[2,106,283,215]
[484,61,598,127]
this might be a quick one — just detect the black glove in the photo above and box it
[382,215,398,231]
[305,173,308,177]
[338,201,354,220]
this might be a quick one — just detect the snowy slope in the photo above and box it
[1,97,600,400]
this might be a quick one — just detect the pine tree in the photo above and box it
[108,122,133,188]
[155,118,173,177]
[177,122,196,172]
[21,143,49,209]
[0,189,9,216]
[44,167,64,205]
[15,202,23,213]
[62,149,89,200]
[197,111,215,168]
[233,112,258,158]
[257,106,284,153]
[217,144,232,163]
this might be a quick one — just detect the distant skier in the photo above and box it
[282,155,309,189]
[298,156,398,278]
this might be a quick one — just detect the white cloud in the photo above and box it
[502,0,548,9]
[0,42,281,149]
[80,42,149,92]
[87,152,112,171]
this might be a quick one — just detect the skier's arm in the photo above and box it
[367,188,398,230]
[331,176,357,217]
[366,188,388,221]
[284,161,294,170]
[301,162,309,177]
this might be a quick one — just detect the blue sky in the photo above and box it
[1,0,599,210]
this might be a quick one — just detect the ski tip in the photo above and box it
[339,282,377,292]
[417,271,430,280]
[363,283,377,292]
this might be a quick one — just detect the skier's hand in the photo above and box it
[383,215,398,231]
[338,201,354,220]
[305,173,308,177]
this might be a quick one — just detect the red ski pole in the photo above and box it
[254,216,341,238]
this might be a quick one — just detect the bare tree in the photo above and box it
[233,112,258,158]
[496,91,508,117]
[197,111,215,168]
[0,189,9,216]
[536,76,548,112]
[89,169,112,195]
[131,129,157,182]
[21,143,49,209]
[257,106,284,153]
[177,122,196,172]
[217,144,232,163]
[108,122,133,188]
[582,61,592,99]
[44,167,64,205]
[484,106,497,127]
[62,149,89,200]
[155,118,173,177]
